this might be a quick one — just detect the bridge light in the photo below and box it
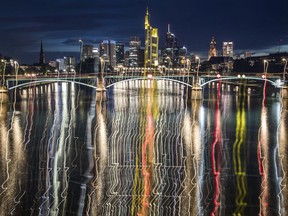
[262,75,266,79]
[276,79,282,86]
[147,74,153,79]
[237,74,241,78]
[217,74,221,78]
[242,74,246,78]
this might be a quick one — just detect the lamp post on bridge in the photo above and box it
[195,56,200,86]
[263,59,269,77]
[0,59,13,103]
[191,56,202,100]
[282,58,287,84]
[281,58,288,99]
[79,39,83,75]
[96,57,107,102]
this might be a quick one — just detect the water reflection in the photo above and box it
[0,99,26,215]
[0,81,287,215]
[233,82,247,215]
[277,98,288,215]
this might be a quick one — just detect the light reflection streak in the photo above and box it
[180,99,203,215]
[0,100,26,215]
[138,80,155,216]
[258,80,269,216]
[276,95,287,215]
[232,82,247,215]
[211,82,222,216]
[90,101,108,216]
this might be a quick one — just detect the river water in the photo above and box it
[0,80,287,216]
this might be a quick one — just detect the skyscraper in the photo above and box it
[144,7,159,68]
[116,43,125,66]
[82,45,94,59]
[222,41,234,57]
[162,24,178,67]
[165,24,176,49]
[129,36,141,67]
[99,40,116,70]
[208,36,217,60]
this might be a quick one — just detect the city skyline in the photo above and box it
[1,0,288,64]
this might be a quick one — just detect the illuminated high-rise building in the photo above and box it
[208,36,217,60]
[162,24,179,67]
[82,45,94,59]
[63,56,76,73]
[99,40,116,69]
[222,41,234,57]
[144,7,159,68]
[165,24,176,49]
[129,36,141,67]
[116,43,125,66]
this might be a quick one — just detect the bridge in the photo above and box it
[0,69,287,102]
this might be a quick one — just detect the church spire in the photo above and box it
[39,40,45,65]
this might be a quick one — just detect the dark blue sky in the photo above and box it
[0,0,288,64]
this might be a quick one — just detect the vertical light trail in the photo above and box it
[258,79,269,216]
[0,71,25,216]
[180,99,202,215]
[275,93,287,215]
[232,83,247,215]
[138,80,155,216]
[211,82,222,216]
[90,101,108,216]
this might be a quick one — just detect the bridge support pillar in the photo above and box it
[0,86,9,103]
[280,86,288,99]
[191,85,202,100]
[96,84,107,102]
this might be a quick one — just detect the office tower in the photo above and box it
[129,36,141,67]
[208,36,217,60]
[99,40,117,69]
[93,47,100,72]
[39,40,45,65]
[162,24,179,67]
[144,7,159,68]
[63,56,76,73]
[222,41,234,57]
[82,45,94,59]
[179,46,187,67]
[166,24,176,49]
[56,58,64,72]
[116,43,125,66]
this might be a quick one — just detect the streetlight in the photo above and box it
[79,39,83,74]
[263,59,269,76]
[282,58,287,84]
[10,60,19,76]
[186,58,191,73]
[195,56,200,85]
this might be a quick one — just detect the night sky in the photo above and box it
[1,0,288,64]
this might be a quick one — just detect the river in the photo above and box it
[0,79,287,215]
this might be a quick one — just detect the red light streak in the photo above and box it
[138,81,155,216]
[211,81,221,216]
